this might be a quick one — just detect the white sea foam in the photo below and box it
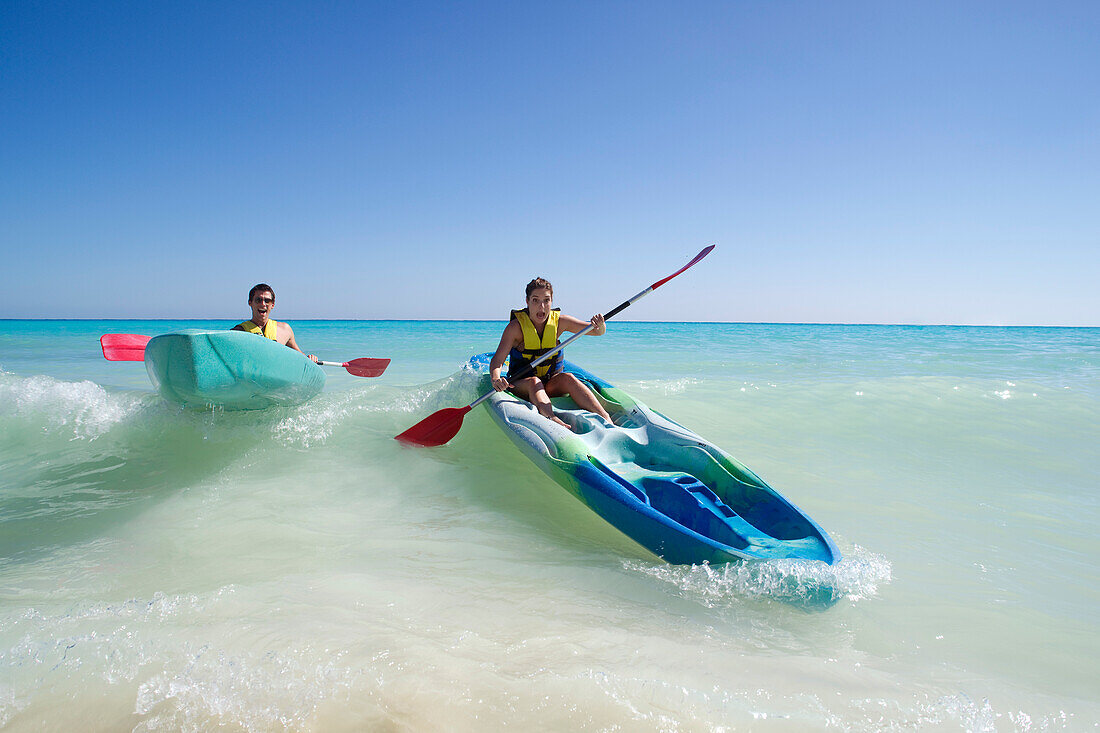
[913,693,1077,732]
[0,372,143,440]
[132,647,361,731]
[0,682,21,729]
[385,369,482,414]
[272,388,368,448]
[271,368,484,447]
[624,545,892,608]
[629,377,701,395]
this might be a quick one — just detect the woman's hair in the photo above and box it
[525,277,553,299]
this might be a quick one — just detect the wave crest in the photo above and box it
[0,372,144,441]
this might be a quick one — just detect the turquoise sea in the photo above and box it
[1,320,1097,731]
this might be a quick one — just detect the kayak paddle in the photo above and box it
[100,333,152,361]
[394,244,716,447]
[101,333,390,377]
[316,358,391,378]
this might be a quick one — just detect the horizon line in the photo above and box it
[1,318,1097,329]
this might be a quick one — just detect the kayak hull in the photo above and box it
[471,354,839,566]
[145,330,325,410]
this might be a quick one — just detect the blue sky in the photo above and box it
[2,1,1097,324]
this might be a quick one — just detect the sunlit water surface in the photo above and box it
[1,320,1097,730]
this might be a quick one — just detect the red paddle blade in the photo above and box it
[100,334,151,361]
[394,406,472,447]
[651,245,714,289]
[344,357,390,378]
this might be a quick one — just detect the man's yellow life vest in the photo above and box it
[237,319,278,340]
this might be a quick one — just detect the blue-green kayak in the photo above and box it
[470,354,839,567]
[145,330,325,410]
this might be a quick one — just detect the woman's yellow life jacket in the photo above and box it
[237,319,278,340]
[508,308,563,379]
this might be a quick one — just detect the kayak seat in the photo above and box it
[605,405,646,429]
[549,381,634,427]
[554,408,614,435]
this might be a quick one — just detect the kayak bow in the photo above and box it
[144,329,325,409]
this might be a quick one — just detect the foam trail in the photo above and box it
[625,545,892,609]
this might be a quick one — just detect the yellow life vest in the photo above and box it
[237,319,278,340]
[508,309,562,379]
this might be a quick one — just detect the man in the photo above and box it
[488,277,611,428]
[232,283,317,362]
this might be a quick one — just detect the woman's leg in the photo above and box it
[511,376,570,427]
[546,373,612,422]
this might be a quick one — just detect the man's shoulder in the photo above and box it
[272,320,292,344]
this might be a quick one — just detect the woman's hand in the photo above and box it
[491,374,511,392]
[590,313,606,335]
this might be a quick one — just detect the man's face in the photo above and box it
[250,291,275,322]
[526,288,553,324]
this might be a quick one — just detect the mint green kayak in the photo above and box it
[144,329,325,410]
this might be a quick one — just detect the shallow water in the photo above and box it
[1,320,1097,730]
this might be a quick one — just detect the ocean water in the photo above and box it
[0,319,1097,731]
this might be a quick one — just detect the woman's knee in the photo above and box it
[567,377,591,398]
[514,376,544,393]
[549,373,579,392]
